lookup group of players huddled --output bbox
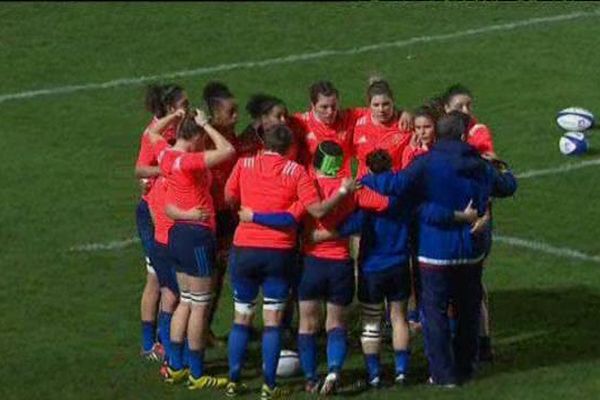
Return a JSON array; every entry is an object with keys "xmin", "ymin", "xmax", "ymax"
[{"xmin": 134, "ymin": 78, "xmax": 517, "ymax": 398}]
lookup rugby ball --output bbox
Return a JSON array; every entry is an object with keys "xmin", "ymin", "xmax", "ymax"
[
  {"xmin": 559, "ymin": 132, "xmax": 588, "ymax": 156},
  {"xmin": 556, "ymin": 107, "xmax": 595, "ymax": 131},
  {"xmin": 276, "ymin": 350, "xmax": 301, "ymax": 378}
]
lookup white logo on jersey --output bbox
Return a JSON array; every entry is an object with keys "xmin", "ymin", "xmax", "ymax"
[
  {"xmin": 357, "ymin": 135, "xmax": 368, "ymax": 144},
  {"xmin": 356, "ymin": 116, "xmax": 368, "ymax": 126},
  {"xmin": 338, "ymin": 130, "xmax": 347, "ymax": 141},
  {"xmin": 306, "ymin": 132, "xmax": 317, "ymax": 141},
  {"xmin": 173, "ymin": 155, "xmax": 183, "ymax": 172}
]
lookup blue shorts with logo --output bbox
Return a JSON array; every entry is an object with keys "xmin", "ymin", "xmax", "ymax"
[
  {"xmin": 229, "ymin": 246, "xmax": 295, "ymax": 305},
  {"xmin": 358, "ymin": 264, "xmax": 410, "ymax": 304},
  {"xmin": 150, "ymin": 241, "xmax": 180, "ymax": 295},
  {"xmin": 299, "ymin": 255, "xmax": 355, "ymax": 306},
  {"xmin": 168, "ymin": 223, "xmax": 216, "ymax": 278}
]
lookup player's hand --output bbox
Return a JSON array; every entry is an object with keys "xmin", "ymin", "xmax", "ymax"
[
  {"xmin": 462, "ymin": 200, "xmax": 479, "ymax": 224},
  {"xmin": 139, "ymin": 178, "xmax": 151, "ymax": 195},
  {"xmin": 188, "ymin": 207, "xmax": 210, "ymax": 221},
  {"xmin": 194, "ymin": 108, "xmax": 209, "ymax": 127},
  {"xmin": 238, "ymin": 206, "xmax": 254, "ymax": 223},
  {"xmin": 311, "ymin": 229, "xmax": 332, "ymax": 243},
  {"xmin": 470, "ymin": 213, "xmax": 490, "ymax": 235},
  {"xmin": 398, "ymin": 110, "xmax": 414, "ymax": 131},
  {"xmin": 172, "ymin": 108, "xmax": 186, "ymax": 119},
  {"xmin": 340, "ymin": 178, "xmax": 358, "ymax": 194}
]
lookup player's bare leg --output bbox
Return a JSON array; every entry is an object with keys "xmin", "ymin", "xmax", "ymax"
[{"xmin": 389, "ymin": 300, "xmax": 410, "ymax": 384}]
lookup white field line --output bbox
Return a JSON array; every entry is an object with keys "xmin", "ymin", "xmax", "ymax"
[
  {"xmin": 494, "ymin": 235, "xmax": 600, "ymax": 264},
  {"xmin": 2, "ymin": 10, "xmax": 600, "ymax": 104},
  {"xmin": 69, "ymin": 233, "xmax": 600, "ymax": 265},
  {"xmin": 516, "ymin": 158, "xmax": 600, "ymax": 179}
]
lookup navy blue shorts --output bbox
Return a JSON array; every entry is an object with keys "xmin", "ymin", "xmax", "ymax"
[
  {"xmin": 168, "ymin": 223, "xmax": 216, "ymax": 278},
  {"xmin": 135, "ymin": 199, "xmax": 155, "ymax": 270},
  {"xmin": 150, "ymin": 241, "xmax": 180, "ymax": 295},
  {"xmin": 358, "ymin": 265, "xmax": 410, "ymax": 304},
  {"xmin": 299, "ymin": 256, "xmax": 355, "ymax": 306},
  {"xmin": 229, "ymin": 246, "xmax": 295, "ymax": 305}
]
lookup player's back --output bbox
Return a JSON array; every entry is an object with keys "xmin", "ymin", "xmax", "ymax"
[
  {"xmin": 232, "ymin": 152, "xmax": 319, "ymax": 249},
  {"xmin": 303, "ymin": 176, "xmax": 357, "ymax": 260},
  {"xmin": 160, "ymin": 148, "xmax": 216, "ymax": 231}
]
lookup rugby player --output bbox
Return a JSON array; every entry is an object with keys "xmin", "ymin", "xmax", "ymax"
[
  {"xmin": 312, "ymin": 149, "xmax": 477, "ymax": 387},
  {"xmin": 353, "ymin": 78, "xmax": 413, "ymax": 178},
  {"xmin": 223, "ymin": 125, "xmax": 357, "ymax": 399},
  {"xmin": 148, "ymin": 109, "xmax": 235, "ymax": 389},
  {"xmin": 201, "ymin": 82, "xmax": 240, "ymax": 347},
  {"xmin": 135, "ymin": 84, "xmax": 188, "ymax": 361},
  {"xmin": 360, "ymin": 113, "xmax": 517, "ymax": 386}
]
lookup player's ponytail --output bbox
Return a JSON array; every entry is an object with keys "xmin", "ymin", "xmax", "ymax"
[{"xmin": 177, "ymin": 112, "xmax": 204, "ymax": 141}]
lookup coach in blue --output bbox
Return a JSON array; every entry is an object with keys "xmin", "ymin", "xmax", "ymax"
[{"xmin": 361, "ymin": 112, "xmax": 517, "ymax": 386}]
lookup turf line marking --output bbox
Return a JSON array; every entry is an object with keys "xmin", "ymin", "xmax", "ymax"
[
  {"xmin": 516, "ymin": 158, "xmax": 600, "ymax": 179},
  {"xmin": 3, "ymin": 10, "xmax": 600, "ymax": 104},
  {"xmin": 69, "ymin": 157, "xmax": 600, "ymax": 255},
  {"xmin": 69, "ymin": 237, "xmax": 139, "ymax": 252},
  {"xmin": 495, "ymin": 331, "xmax": 548, "ymax": 346},
  {"xmin": 494, "ymin": 235, "xmax": 600, "ymax": 264},
  {"xmin": 70, "ymin": 234, "xmax": 600, "ymax": 264}
]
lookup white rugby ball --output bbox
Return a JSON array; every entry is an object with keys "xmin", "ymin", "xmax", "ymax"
[
  {"xmin": 276, "ymin": 349, "xmax": 301, "ymax": 378},
  {"xmin": 556, "ymin": 107, "xmax": 595, "ymax": 131},
  {"xmin": 559, "ymin": 132, "xmax": 589, "ymax": 156}
]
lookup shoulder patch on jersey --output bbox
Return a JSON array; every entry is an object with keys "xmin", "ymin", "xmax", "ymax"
[
  {"xmin": 282, "ymin": 160, "xmax": 299, "ymax": 176},
  {"xmin": 357, "ymin": 116, "xmax": 368, "ymax": 126},
  {"xmin": 242, "ymin": 157, "xmax": 255, "ymax": 168},
  {"xmin": 173, "ymin": 155, "xmax": 183, "ymax": 172}
]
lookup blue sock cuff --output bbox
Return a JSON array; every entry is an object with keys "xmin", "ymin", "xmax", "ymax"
[
  {"xmin": 263, "ymin": 326, "xmax": 281, "ymax": 334},
  {"xmin": 233, "ymin": 323, "xmax": 251, "ymax": 332},
  {"xmin": 327, "ymin": 327, "xmax": 347, "ymax": 336},
  {"xmin": 142, "ymin": 321, "xmax": 155, "ymax": 328}
]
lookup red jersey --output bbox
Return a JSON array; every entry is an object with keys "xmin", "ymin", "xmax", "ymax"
[
  {"xmin": 160, "ymin": 148, "xmax": 216, "ymax": 232},
  {"xmin": 401, "ymin": 142, "xmax": 429, "ymax": 170},
  {"xmin": 303, "ymin": 176, "xmax": 389, "ymax": 260},
  {"xmin": 353, "ymin": 110, "xmax": 412, "ymax": 178},
  {"xmin": 466, "ymin": 117, "xmax": 495, "ymax": 155},
  {"xmin": 204, "ymin": 131, "xmax": 241, "ymax": 212},
  {"xmin": 147, "ymin": 174, "xmax": 173, "ymax": 245},
  {"xmin": 135, "ymin": 117, "xmax": 177, "ymax": 202},
  {"xmin": 225, "ymin": 152, "xmax": 321, "ymax": 249},
  {"xmin": 291, "ymin": 108, "xmax": 366, "ymax": 177}
]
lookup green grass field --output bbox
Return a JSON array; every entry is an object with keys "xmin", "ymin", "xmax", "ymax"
[{"xmin": 2, "ymin": 3, "xmax": 600, "ymax": 399}]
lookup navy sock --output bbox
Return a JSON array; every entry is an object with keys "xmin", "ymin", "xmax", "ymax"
[
  {"xmin": 182, "ymin": 339, "xmax": 190, "ymax": 368},
  {"xmin": 158, "ymin": 312, "xmax": 173, "ymax": 359},
  {"xmin": 262, "ymin": 326, "xmax": 282, "ymax": 389},
  {"xmin": 169, "ymin": 341, "xmax": 184, "ymax": 371},
  {"xmin": 365, "ymin": 353, "xmax": 380, "ymax": 381},
  {"xmin": 141, "ymin": 321, "xmax": 156, "ymax": 352},
  {"xmin": 189, "ymin": 350, "xmax": 205, "ymax": 379},
  {"xmin": 327, "ymin": 328, "xmax": 347, "ymax": 373},
  {"xmin": 228, "ymin": 324, "xmax": 250, "ymax": 382},
  {"xmin": 298, "ymin": 333, "xmax": 317, "ymax": 382},
  {"xmin": 394, "ymin": 349, "xmax": 411, "ymax": 375}
]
